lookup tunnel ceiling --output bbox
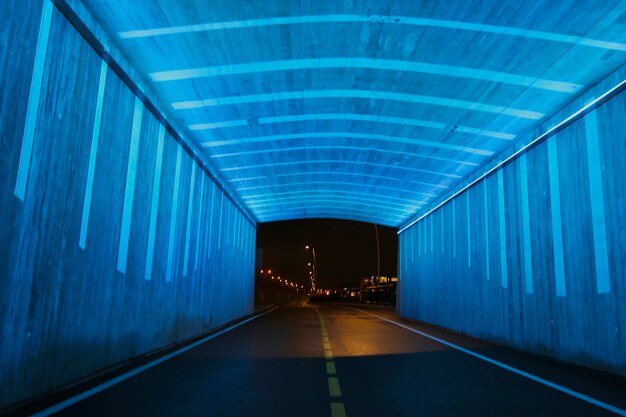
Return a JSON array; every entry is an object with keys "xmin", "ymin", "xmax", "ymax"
[{"xmin": 80, "ymin": 0, "xmax": 626, "ymax": 227}]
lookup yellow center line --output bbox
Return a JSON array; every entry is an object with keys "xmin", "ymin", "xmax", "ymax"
[
  {"xmin": 312, "ymin": 306, "xmax": 347, "ymax": 417},
  {"xmin": 331, "ymin": 402, "xmax": 347, "ymax": 417},
  {"xmin": 328, "ymin": 377, "xmax": 342, "ymax": 397}
]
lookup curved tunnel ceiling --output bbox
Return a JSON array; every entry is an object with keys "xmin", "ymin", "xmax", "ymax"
[{"xmin": 81, "ymin": 0, "xmax": 626, "ymax": 226}]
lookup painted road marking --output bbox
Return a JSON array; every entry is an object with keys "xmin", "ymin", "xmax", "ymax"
[
  {"xmin": 331, "ymin": 402, "xmax": 347, "ymax": 417},
  {"xmin": 30, "ymin": 307, "xmax": 278, "ymax": 417},
  {"xmin": 328, "ymin": 377, "xmax": 342, "ymax": 397},
  {"xmin": 313, "ymin": 306, "xmax": 347, "ymax": 417},
  {"xmin": 353, "ymin": 308, "xmax": 626, "ymax": 417},
  {"xmin": 326, "ymin": 361, "xmax": 337, "ymax": 374}
]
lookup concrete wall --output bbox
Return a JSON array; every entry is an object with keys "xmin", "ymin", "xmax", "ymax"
[
  {"xmin": 0, "ymin": 0, "xmax": 256, "ymax": 408},
  {"xmin": 398, "ymin": 71, "xmax": 626, "ymax": 377}
]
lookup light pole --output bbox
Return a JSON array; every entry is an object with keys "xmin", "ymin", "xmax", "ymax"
[
  {"xmin": 374, "ymin": 224, "xmax": 380, "ymax": 285},
  {"xmin": 305, "ymin": 245, "xmax": 318, "ymax": 291}
]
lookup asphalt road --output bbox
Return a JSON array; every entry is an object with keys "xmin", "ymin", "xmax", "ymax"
[{"xmin": 45, "ymin": 303, "xmax": 626, "ymax": 417}]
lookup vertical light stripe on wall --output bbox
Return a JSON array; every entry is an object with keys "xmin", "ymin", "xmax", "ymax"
[
  {"xmin": 166, "ymin": 146, "xmax": 183, "ymax": 282},
  {"xmin": 15, "ymin": 0, "xmax": 54, "ymax": 200},
  {"xmin": 584, "ymin": 111, "xmax": 611, "ymax": 294},
  {"xmin": 183, "ymin": 163, "xmax": 196, "ymax": 276},
  {"xmin": 430, "ymin": 215, "xmax": 433, "ymax": 252},
  {"xmin": 497, "ymin": 170, "xmax": 508, "ymax": 288},
  {"xmin": 227, "ymin": 203, "xmax": 233, "ymax": 247},
  {"xmin": 233, "ymin": 212, "xmax": 238, "ymax": 249},
  {"xmin": 547, "ymin": 138, "xmax": 566, "ymax": 297},
  {"xmin": 402, "ymin": 230, "xmax": 411, "ymax": 271},
  {"xmin": 441, "ymin": 210, "xmax": 444, "ymax": 253},
  {"xmin": 240, "ymin": 215, "xmax": 245, "ymax": 249},
  {"xmin": 233, "ymin": 210, "xmax": 239, "ymax": 248},
  {"xmin": 79, "ymin": 61, "xmax": 107, "ymax": 249},
  {"xmin": 144, "ymin": 125, "xmax": 165, "ymax": 280},
  {"xmin": 467, "ymin": 192, "xmax": 471, "ymax": 268},
  {"xmin": 194, "ymin": 175, "xmax": 205, "ymax": 271},
  {"xmin": 237, "ymin": 211, "xmax": 242, "ymax": 248},
  {"xmin": 417, "ymin": 222, "xmax": 421, "ymax": 257},
  {"xmin": 423, "ymin": 219, "xmax": 426, "ymax": 254},
  {"xmin": 218, "ymin": 193, "xmax": 224, "ymax": 249},
  {"xmin": 481, "ymin": 181, "xmax": 490, "ymax": 279},
  {"xmin": 420, "ymin": 221, "xmax": 424, "ymax": 256},
  {"xmin": 237, "ymin": 215, "xmax": 243, "ymax": 248},
  {"xmin": 452, "ymin": 200, "xmax": 456, "ymax": 257},
  {"xmin": 412, "ymin": 225, "xmax": 415, "ymax": 262},
  {"xmin": 246, "ymin": 223, "xmax": 251, "ymax": 258},
  {"xmin": 207, "ymin": 184, "xmax": 215, "ymax": 257},
  {"xmin": 241, "ymin": 217, "xmax": 246, "ymax": 249},
  {"xmin": 520, "ymin": 155, "xmax": 533, "ymax": 293},
  {"xmin": 117, "ymin": 98, "xmax": 143, "ymax": 274},
  {"xmin": 241, "ymin": 216, "xmax": 246, "ymax": 249}
]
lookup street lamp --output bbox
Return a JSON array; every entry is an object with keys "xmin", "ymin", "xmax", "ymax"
[{"xmin": 305, "ymin": 245, "xmax": 318, "ymax": 291}]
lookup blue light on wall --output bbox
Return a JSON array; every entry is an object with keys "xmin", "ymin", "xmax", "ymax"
[{"xmin": 79, "ymin": 0, "xmax": 626, "ymax": 226}]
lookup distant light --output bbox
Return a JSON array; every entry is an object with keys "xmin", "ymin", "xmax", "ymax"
[{"xmin": 305, "ymin": 245, "xmax": 310, "ymax": 249}]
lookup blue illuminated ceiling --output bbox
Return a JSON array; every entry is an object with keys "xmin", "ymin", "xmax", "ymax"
[{"xmin": 81, "ymin": 0, "xmax": 626, "ymax": 226}]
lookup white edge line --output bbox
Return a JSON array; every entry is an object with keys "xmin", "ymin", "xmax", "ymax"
[
  {"xmin": 30, "ymin": 307, "xmax": 279, "ymax": 417},
  {"xmin": 398, "ymin": 77, "xmax": 626, "ymax": 234},
  {"xmin": 353, "ymin": 308, "xmax": 626, "ymax": 417}
]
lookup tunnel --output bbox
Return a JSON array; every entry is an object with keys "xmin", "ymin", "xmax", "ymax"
[{"xmin": 2, "ymin": 0, "xmax": 626, "ymax": 415}]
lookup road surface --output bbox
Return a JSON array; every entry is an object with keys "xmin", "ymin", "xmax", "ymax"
[{"xmin": 36, "ymin": 303, "xmax": 626, "ymax": 416}]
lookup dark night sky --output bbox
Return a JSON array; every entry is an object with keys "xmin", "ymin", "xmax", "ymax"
[{"xmin": 256, "ymin": 219, "xmax": 398, "ymax": 290}]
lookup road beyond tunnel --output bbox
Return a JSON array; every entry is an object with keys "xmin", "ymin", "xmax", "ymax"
[{"xmin": 34, "ymin": 303, "xmax": 626, "ymax": 417}]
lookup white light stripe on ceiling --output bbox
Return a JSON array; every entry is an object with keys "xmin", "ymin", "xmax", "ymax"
[
  {"xmin": 189, "ymin": 113, "xmax": 516, "ymax": 140},
  {"xmin": 203, "ymin": 132, "xmax": 494, "ymax": 156},
  {"xmin": 152, "ymin": 57, "xmax": 581, "ymax": 93},
  {"xmin": 235, "ymin": 180, "xmax": 438, "ymax": 197},
  {"xmin": 172, "ymin": 89, "xmax": 544, "ymax": 119},
  {"xmin": 220, "ymin": 159, "xmax": 464, "ymax": 178},
  {"xmin": 119, "ymin": 14, "xmax": 626, "ymax": 52},
  {"xmin": 210, "ymin": 145, "xmax": 480, "ymax": 166}
]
